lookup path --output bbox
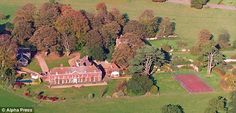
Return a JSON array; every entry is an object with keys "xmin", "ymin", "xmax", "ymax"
[
  {"xmin": 35, "ymin": 54, "xmax": 49, "ymax": 73},
  {"xmin": 167, "ymin": 0, "xmax": 236, "ymax": 11}
]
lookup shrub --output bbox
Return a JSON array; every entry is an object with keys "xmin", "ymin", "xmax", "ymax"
[
  {"xmin": 127, "ymin": 75, "xmax": 153, "ymax": 95},
  {"xmin": 161, "ymin": 44, "xmax": 172, "ymax": 52},
  {"xmin": 0, "ymin": 12, "xmax": 6, "ymax": 20},
  {"xmin": 150, "ymin": 85, "xmax": 158, "ymax": 94},
  {"xmin": 152, "ymin": 0, "xmax": 167, "ymax": 2},
  {"xmin": 162, "ymin": 104, "xmax": 184, "ymax": 113},
  {"xmin": 213, "ymin": 67, "xmax": 226, "ymax": 77},
  {"xmin": 191, "ymin": 0, "xmax": 208, "ymax": 9}
]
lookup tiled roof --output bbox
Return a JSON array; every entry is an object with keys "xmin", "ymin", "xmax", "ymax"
[{"xmin": 50, "ymin": 66, "xmax": 101, "ymax": 75}]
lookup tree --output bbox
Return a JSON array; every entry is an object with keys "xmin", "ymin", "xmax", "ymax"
[
  {"xmin": 199, "ymin": 43, "xmax": 225, "ymax": 76},
  {"xmin": 81, "ymin": 30, "xmax": 106, "ymax": 61},
  {"xmin": 0, "ymin": 34, "xmax": 17, "ymax": 86},
  {"xmin": 139, "ymin": 10, "xmax": 154, "ymax": 23},
  {"xmin": 198, "ymin": 29, "xmax": 213, "ymax": 42},
  {"xmin": 157, "ymin": 17, "xmax": 175, "ymax": 38},
  {"xmin": 204, "ymin": 96, "xmax": 228, "ymax": 113},
  {"xmin": 127, "ymin": 75, "xmax": 153, "ymax": 95},
  {"xmin": 218, "ymin": 30, "xmax": 230, "ymax": 49},
  {"xmin": 60, "ymin": 33, "xmax": 77, "ymax": 56},
  {"xmin": 139, "ymin": 10, "xmax": 161, "ymax": 38},
  {"xmin": 29, "ymin": 26, "xmax": 60, "ymax": 54},
  {"xmin": 55, "ymin": 6, "xmax": 91, "ymax": 55},
  {"xmin": 95, "ymin": 2, "xmax": 114, "ymax": 25},
  {"xmin": 12, "ymin": 21, "xmax": 35, "ymax": 44},
  {"xmin": 35, "ymin": 2, "xmax": 61, "ymax": 28},
  {"xmin": 191, "ymin": 29, "xmax": 213, "ymax": 55},
  {"xmin": 161, "ymin": 104, "xmax": 184, "ymax": 113},
  {"xmin": 128, "ymin": 45, "xmax": 166, "ymax": 77},
  {"xmin": 56, "ymin": 6, "xmax": 90, "ymax": 38},
  {"xmin": 123, "ymin": 20, "xmax": 147, "ymax": 38},
  {"xmin": 110, "ymin": 8, "xmax": 128, "ymax": 27},
  {"xmin": 229, "ymin": 91, "xmax": 236, "ymax": 113},
  {"xmin": 12, "ymin": 3, "xmax": 36, "ymax": 44},
  {"xmin": 191, "ymin": 0, "xmax": 209, "ymax": 9},
  {"xmin": 112, "ymin": 33, "xmax": 145, "ymax": 69}
]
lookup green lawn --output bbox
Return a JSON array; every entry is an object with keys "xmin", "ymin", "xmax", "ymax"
[
  {"xmin": 0, "ymin": 71, "xmax": 228, "ymax": 113},
  {"xmin": 45, "ymin": 56, "xmax": 70, "ymax": 69},
  {"xmin": 26, "ymin": 59, "xmax": 42, "ymax": 72},
  {"xmin": 0, "ymin": 88, "xmax": 35, "ymax": 107}
]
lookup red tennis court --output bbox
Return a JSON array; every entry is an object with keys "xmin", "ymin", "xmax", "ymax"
[{"xmin": 175, "ymin": 74, "xmax": 213, "ymax": 93}]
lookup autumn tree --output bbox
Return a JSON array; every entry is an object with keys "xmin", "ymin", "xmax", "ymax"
[
  {"xmin": 29, "ymin": 26, "xmax": 60, "ymax": 55},
  {"xmin": 12, "ymin": 3, "xmax": 36, "ymax": 45},
  {"xmin": 0, "ymin": 34, "xmax": 17, "ymax": 86},
  {"xmin": 162, "ymin": 104, "xmax": 185, "ymax": 113},
  {"xmin": 198, "ymin": 29, "xmax": 213, "ymax": 46},
  {"xmin": 139, "ymin": 10, "xmax": 155, "ymax": 23},
  {"xmin": 95, "ymin": 2, "xmax": 114, "ymax": 25},
  {"xmin": 204, "ymin": 96, "xmax": 228, "ymax": 113},
  {"xmin": 157, "ymin": 17, "xmax": 175, "ymax": 38},
  {"xmin": 128, "ymin": 45, "xmax": 166, "ymax": 77},
  {"xmin": 123, "ymin": 20, "xmax": 147, "ymax": 38},
  {"xmin": 218, "ymin": 30, "xmax": 230, "ymax": 49},
  {"xmin": 112, "ymin": 33, "xmax": 145, "ymax": 69},
  {"xmin": 139, "ymin": 10, "xmax": 161, "ymax": 38},
  {"xmin": 191, "ymin": 29, "xmax": 214, "ymax": 55},
  {"xmin": 35, "ymin": 2, "xmax": 61, "ymax": 28},
  {"xmin": 55, "ymin": 5, "xmax": 91, "ymax": 55},
  {"xmin": 199, "ymin": 43, "xmax": 225, "ymax": 76},
  {"xmin": 110, "ymin": 8, "xmax": 128, "ymax": 27}
]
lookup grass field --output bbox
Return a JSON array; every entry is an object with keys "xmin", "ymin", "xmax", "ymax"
[
  {"xmin": 0, "ymin": 88, "xmax": 35, "ymax": 107},
  {"xmin": 1, "ymin": 71, "xmax": 228, "ymax": 113},
  {"xmin": 0, "ymin": 0, "xmax": 234, "ymax": 113},
  {"xmin": 27, "ymin": 59, "xmax": 42, "ymax": 72},
  {"xmin": 45, "ymin": 56, "xmax": 70, "ymax": 69}
]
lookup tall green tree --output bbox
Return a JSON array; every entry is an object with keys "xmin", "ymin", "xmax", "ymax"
[
  {"xmin": 127, "ymin": 75, "xmax": 153, "ymax": 95},
  {"xmin": 128, "ymin": 45, "xmax": 166, "ymax": 77},
  {"xmin": 199, "ymin": 43, "xmax": 225, "ymax": 76}
]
